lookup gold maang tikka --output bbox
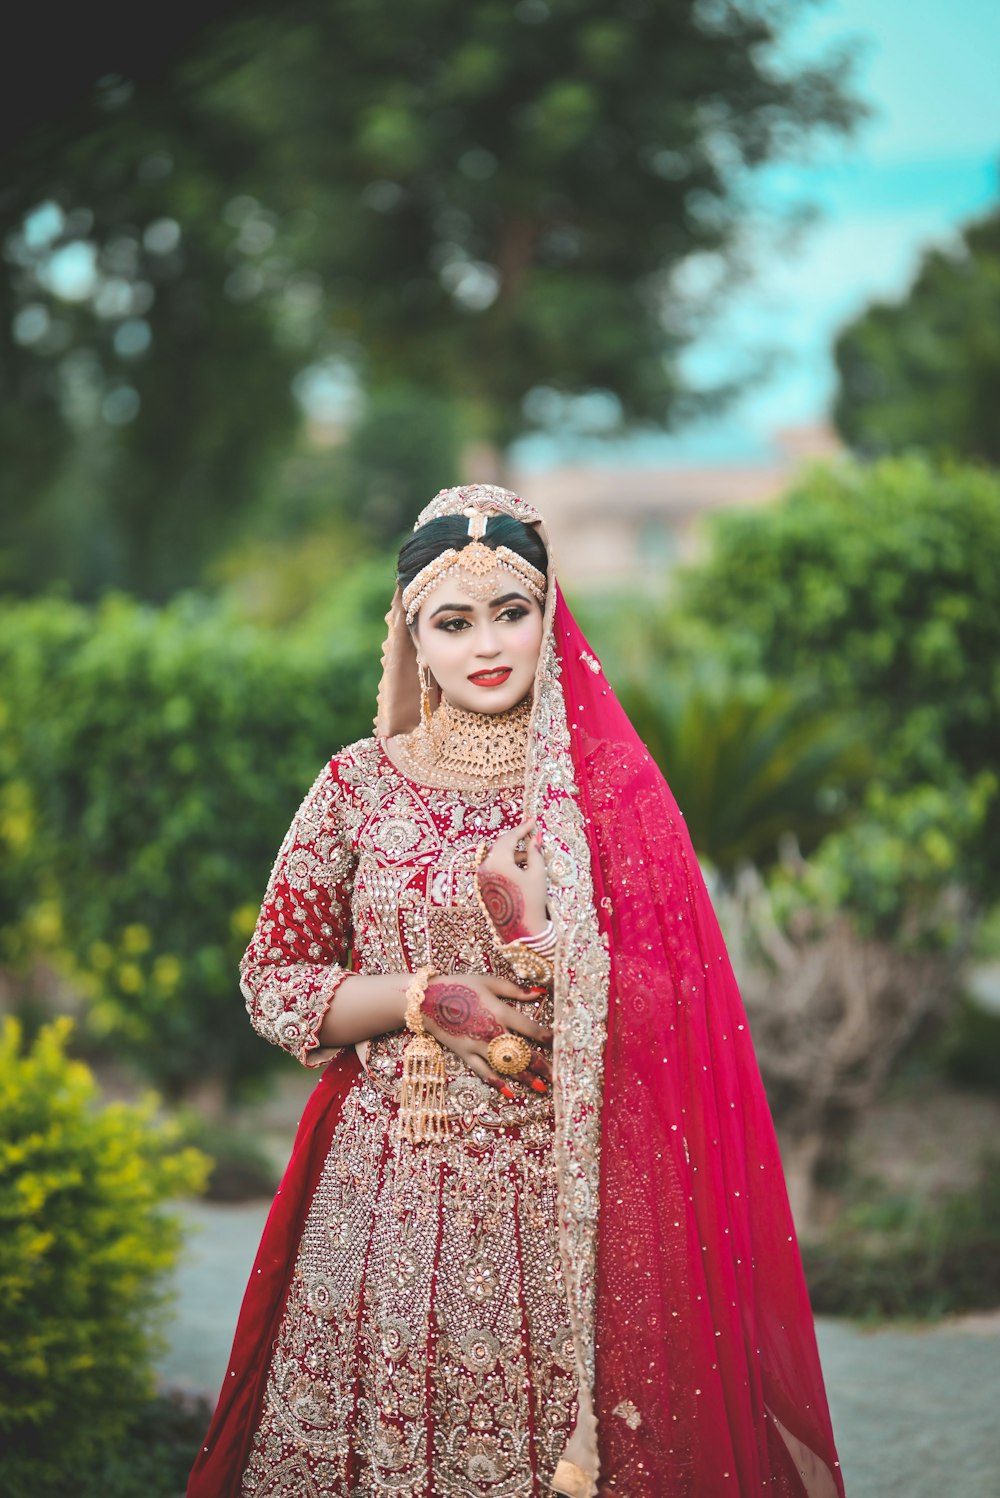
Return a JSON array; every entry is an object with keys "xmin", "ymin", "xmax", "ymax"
[{"xmin": 401, "ymin": 509, "xmax": 546, "ymax": 628}]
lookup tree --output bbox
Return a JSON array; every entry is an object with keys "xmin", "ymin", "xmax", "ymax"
[
  {"xmin": 0, "ymin": 0, "xmax": 867, "ymax": 597},
  {"xmin": 0, "ymin": 92, "xmax": 303, "ymax": 600},
  {"xmin": 203, "ymin": 0, "xmax": 866, "ymax": 449},
  {"xmin": 833, "ymin": 199, "xmax": 1000, "ymax": 465}
]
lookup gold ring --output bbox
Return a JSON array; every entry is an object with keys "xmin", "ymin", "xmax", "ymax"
[{"xmin": 486, "ymin": 1032, "xmax": 533, "ymax": 1077}]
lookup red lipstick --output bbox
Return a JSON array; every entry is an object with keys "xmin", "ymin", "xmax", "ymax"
[{"xmin": 467, "ymin": 667, "xmax": 512, "ymax": 687}]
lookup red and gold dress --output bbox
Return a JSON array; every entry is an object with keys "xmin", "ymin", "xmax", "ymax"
[
  {"xmin": 237, "ymin": 734, "xmax": 578, "ymax": 1498},
  {"xmin": 191, "ymin": 482, "xmax": 848, "ymax": 1498}
]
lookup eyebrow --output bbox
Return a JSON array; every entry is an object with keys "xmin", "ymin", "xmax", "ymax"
[{"xmin": 429, "ymin": 591, "xmax": 532, "ymax": 620}]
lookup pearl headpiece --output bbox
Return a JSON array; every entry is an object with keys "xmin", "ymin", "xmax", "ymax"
[{"xmin": 401, "ymin": 488, "xmax": 547, "ymax": 626}]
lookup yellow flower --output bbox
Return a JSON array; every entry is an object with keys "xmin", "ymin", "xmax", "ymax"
[
  {"xmin": 88, "ymin": 941, "xmax": 114, "ymax": 972},
  {"xmin": 230, "ymin": 904, "xmax": 259, "ymax": 940},
  {"xmin": 121, "ymin": 924, "xmax": 151, "ymax": 955},
  {"xmin": 152, "ymin": 955, "xmax": 182, "ymax": 994},
  {"xmin": 28, "ymin": 900, "xmax": 63, "ymax": 945},
  {"xmin": 116, "ymin": 963, "xmax": 143, "ymax": 994}
]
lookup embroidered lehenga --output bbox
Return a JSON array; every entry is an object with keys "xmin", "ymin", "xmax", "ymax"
[
  {"xmin": 237, "ymin": 731, "xmax": 579, "ymax": 1495},
  {"xmin": 188, "ymin": 485, "xmax": 847, "ymax": 1498}
]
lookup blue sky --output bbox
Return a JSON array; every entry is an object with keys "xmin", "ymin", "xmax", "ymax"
[{"xmin": 516, "ymin": 0, "xmax": 1000, "ymax": 468}]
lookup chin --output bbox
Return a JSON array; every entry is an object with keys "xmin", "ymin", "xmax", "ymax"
[{"xmin": 451, "ymin": 682, "xmax": 532, "ymax": 713}]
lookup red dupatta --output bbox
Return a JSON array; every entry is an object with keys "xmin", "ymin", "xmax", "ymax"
[{"xmin": 534, "ymin": 585, "xmax": 845, "ymax": 1497}]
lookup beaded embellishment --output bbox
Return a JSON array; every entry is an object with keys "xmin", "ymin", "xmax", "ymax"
[{"xmin": 401, "ymin": 540, "xmax": 546, "ymax": 626}]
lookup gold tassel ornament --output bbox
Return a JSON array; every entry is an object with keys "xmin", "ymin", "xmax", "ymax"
[{"xmin": 396, "ymin": 964, "xmax": 450, "ymax": 1144}]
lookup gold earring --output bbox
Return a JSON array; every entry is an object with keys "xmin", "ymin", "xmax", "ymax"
[{"xmin": 418, "ymin": 662, "xmax": 434, "ymax": 728}]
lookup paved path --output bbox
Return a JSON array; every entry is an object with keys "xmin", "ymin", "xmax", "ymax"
[{"xmin": 161, "ymin": 1201, "xmax": 1000, "ymax": 1498}]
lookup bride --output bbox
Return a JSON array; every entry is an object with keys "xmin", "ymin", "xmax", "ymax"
[{"xmin": 188, "ymin": 483, "xmax": 845, "ymax": 1497}]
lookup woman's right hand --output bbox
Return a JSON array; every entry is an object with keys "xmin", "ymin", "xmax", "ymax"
[{"xmin": 420, "ymin": 972, "xmax": 552, "ymax": 1096}]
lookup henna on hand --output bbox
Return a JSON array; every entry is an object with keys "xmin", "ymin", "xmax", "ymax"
[
  {"xmin": 475, "ymin": 869, "xmax": 531, "ymax": 942},
  {"xmin": 421, "ymin": 980, "xmax": 503, "ymax": 1041}
]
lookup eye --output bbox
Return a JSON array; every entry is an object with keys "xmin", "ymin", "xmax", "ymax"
[{"xmin": 435, "ymin": 606, "xmax": 529, "ymax": 632}]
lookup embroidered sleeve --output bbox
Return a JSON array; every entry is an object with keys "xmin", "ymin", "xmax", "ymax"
[{"xmin": 240, "ymin": 758, "xmax": 356, "ymax": 1068}]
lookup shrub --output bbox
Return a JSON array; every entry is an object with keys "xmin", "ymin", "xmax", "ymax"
[
  {"xmin": 678, "ymin": 452, "xmax": 1000, "ymax": 904},
  {"xmin": 175, "ymin": 1109, "xmax": 280, "ymax": 1202},
  {"xmin": 0, "ymin": 1018, "xmax": 208, "ymax": 1498},
  {"xmin": 803, "ymin": 1150, "xmax": 1000, "ymax": 1319},
  {"xmin": 76, "ymin": 1390, "xmax": 214, "ymax": 1498},
  {"xmin": 766, "ymin": 775, "xmax": 993, "ymax": 950},
  {"xmin": 0, "ymin": 588, "xmax": 383, "ymax": 1091}
]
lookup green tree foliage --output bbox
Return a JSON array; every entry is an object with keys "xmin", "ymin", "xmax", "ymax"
[
  {"xmin": 1, "ymin": 98, "xmax": 303, "ymax": 600},
  {"xmin": 1, "ymin": 0, "xmax": 866, "ymax": 596},
  {"xmin": 833, "ymin": 201, "xmax": 1000, "ymax": 465},
  {"xmin": 236, "ymin": 380, "xmax": 463, "ymax": 567},
  {"xmin": 204, "ymin": 0, "xmax": 864, "ymax": 445},
  {"xmin": 337, "ymin": 384, "xmax": 463, "ymax": 546},
  {"xmin": 678, "ymin": 452, "xmax": 1000, "ymax": 909},
  {"xmin": 0, "ymin": 590, "xmax": 386, "ymax": 1090},
  {"xmin": 0, "ymin": 1018, "xmax": 208, "ymax": 1498}
]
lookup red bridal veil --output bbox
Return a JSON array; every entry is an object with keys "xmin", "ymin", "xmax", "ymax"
[{"xmin": 188, "ymin": 485, "xmax": 845, "ymax": 1498}]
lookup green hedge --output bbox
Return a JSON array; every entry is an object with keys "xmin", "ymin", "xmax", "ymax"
[
  {"xmin": 0, "ymin": 1019, "xmax": 208, "ymax": 1497},
  {"xmin": 678, "ymin": 452, "xmax": 1000, "ymax": 913},
  {"xmin": 0, "ymin": 585, "xmax": 384, "ymax": 1090}
]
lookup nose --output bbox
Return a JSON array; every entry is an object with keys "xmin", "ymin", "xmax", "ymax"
[{"xmin": 474, "ymin": 621, "xmax": 503, "ymax": 657}]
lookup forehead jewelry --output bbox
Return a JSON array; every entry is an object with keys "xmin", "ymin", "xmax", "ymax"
[{"xmin": 401, "ymin": 516, "xmax": 546, "ymax": 625}]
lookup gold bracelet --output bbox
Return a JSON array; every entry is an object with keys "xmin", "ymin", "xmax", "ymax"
[
  {"xmin": 397, "ymin": 964, "xmax": 449, "ymax": 1145},
  {"xmin": 496, "ymin": 940, "xmax": 554, "ymax": 986},
  {"xmin": 404, "ymin": 963, "xmax": 438, "ymax": 1034}
]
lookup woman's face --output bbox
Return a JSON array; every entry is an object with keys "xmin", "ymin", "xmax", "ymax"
[{"xmin": 410, "ymin": 562, "xmax": 545, "ymax": 715}]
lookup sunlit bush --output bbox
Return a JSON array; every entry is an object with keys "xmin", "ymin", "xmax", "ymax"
[{"xmin": 0, "ymin": 1018, "xmax": 208, "ymax": 1497}]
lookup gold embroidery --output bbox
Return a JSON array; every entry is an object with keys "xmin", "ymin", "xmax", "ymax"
[
  {"xmin": 240, "ymin": 734, "xmax": 577, "ymax": 1494},
  {"xmin": 240, "ymin": 762, "xmax": 356, "ymax": 1067},
  {"xmin": 612, "ymin": 1399, "xmax": 642, "ymax": 1430},
  {"xmin": 241, "ymin": 1079, "xmax": 578, "ymax": 1496}
]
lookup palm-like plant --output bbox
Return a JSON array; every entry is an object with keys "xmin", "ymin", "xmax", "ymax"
[{"xmin": 618, "ymin": 666, "xmax": 870, "ymax": 876}]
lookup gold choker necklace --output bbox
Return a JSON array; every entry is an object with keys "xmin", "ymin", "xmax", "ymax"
[{"xmin": 392, "ymin": 693, "xmax": 532, "ymax": 790}]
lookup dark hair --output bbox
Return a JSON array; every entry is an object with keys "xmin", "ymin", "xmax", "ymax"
[{"xmin": 396, "ymin": 514, "xmax": 549, "ymax": 599}]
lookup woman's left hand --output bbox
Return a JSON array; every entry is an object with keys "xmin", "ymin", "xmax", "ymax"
[
  {"xmin": 420, "ymin": 972, "xmax": 552, "ymax": 1096},
  {"xmin": 475, "ymin": 817, "xmax": 548, "ymax": 941}
]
